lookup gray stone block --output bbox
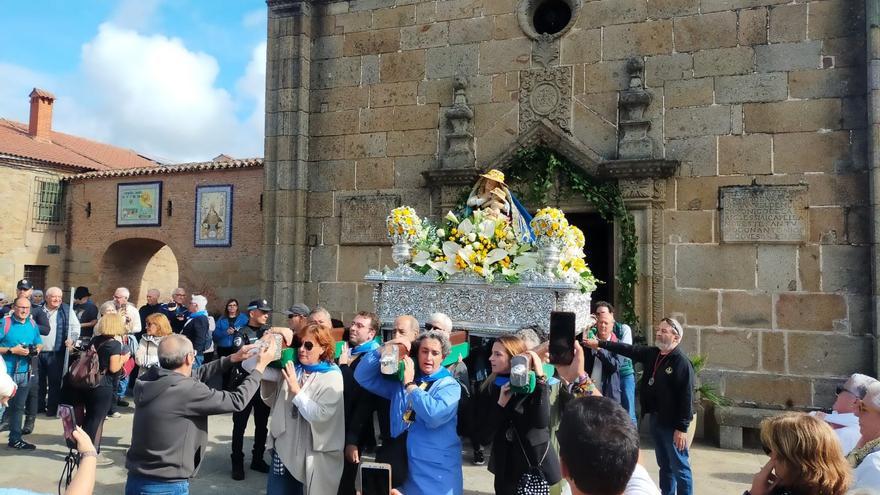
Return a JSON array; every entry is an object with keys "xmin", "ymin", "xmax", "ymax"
[
  {"xmin": 716, "ymin": 73, "xmax": 788, "ymax": 104},
  {"xmin": 755, "ymin": 41, "xmax": 821, "ymax": 72},
  {"xmin": 693, "ymin": 46, "xmax": 754, "ymax": 77},
  {"xmin": 665, "ymin": 105, "xmax": 732, "ymax": 138},
  {"xmin": 426, "ymin": 44, "xmax": 479, "ymax": 79},
  {"xmin": 821, "ymin": 245, "xmax": 871, "ymax": 294},
  {"xmin": 718, "ymin": 425, "xmax": 743, "ymax": 449}
]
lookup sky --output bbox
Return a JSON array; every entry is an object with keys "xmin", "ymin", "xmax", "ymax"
[{"xmin": 0, "ymin": 0, "xmax": 268, "ymax": 164}]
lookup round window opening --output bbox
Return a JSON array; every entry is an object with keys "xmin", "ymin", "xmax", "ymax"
[{"xmin": 533, "ymin": 0, "xmax": 572, "ymax": 35}]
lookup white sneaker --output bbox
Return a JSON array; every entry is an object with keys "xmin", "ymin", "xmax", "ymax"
[
  {"xmin": 106, "ymin": 412, "xmax": 121, "ymax": 419},
  {"xmin": 95, "ymin": 454, "xmax": 114, "ymax": 466}
]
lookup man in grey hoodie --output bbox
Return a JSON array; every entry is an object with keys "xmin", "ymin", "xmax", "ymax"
[{"xmin": 124, "ymin": 334, "xmax": 276, "ymax": 495}]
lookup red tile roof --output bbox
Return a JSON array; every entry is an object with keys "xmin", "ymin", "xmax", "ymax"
[
  {"xmin": 65, "ymin": 157, "xmax": 263, "ymax": 181},
  {"xmin": 0, "ymin": 118, "xmax": 160, "ymax": 171}
]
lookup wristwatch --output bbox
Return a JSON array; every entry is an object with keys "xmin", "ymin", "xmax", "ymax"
[{"xmin": 4, "ymin": 348, "xmax": 10, "ymax": 356}]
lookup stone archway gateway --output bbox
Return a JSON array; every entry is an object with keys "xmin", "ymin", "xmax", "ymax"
[{"xmin": 98, "ymin": 238, "xmax": 179, "ymax": 306}]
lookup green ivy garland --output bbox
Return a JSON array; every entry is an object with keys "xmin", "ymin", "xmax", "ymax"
[{"xmin": 504, "ymin": 146, "xmax": 642, "ymax": 336}]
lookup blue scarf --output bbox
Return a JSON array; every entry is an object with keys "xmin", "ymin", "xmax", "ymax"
[
  {"xmin": 415, "ymin": 366, "xmax": 451, "ymax": 385},
  {"xmin": 351, "ymin": 340, "xmax": 380, "ymax": 355},
  {"xmin": 494, "ymin": 374, "xmax": 511, "ymax": 387},
  {"xmin": 297, "ymin": 361, "xmax": 339, "ymax": 374},
  {"xmin": 189, "ymin": 310, "xmax": 208, "ymax": 318}
]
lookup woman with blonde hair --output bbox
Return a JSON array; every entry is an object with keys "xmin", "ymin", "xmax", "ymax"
[
  {"xmin": 260, "ymin": 323, "xmax": 344, "ymax": 495},
  {"xmin": 135, "ymin": 313, "xmax": 172, "ymax": 378},
  {"xmin": 474, "ymin": 335, "xmax": 561, "ymax": 494},
  {"xmin": 61, "ymin": 299, "xmax": 129, "ymax": 454},
  {"xmin": 747, "ymin": 412, "xmax": 851, "ymax": 495}
]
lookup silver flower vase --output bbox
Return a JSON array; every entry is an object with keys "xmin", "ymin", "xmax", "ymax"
[
  {"xmin": 539, "ymin": 243, "xmax": 561, "ymax": 277},
  {"xmin": 391, "ymin": 241, "xmax": 412, "ymax": 267}
]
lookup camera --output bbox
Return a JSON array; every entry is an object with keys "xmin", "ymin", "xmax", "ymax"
[
  {"xmin": 27, "ymin": 344, "xmax": 39, "ymax": 357},
  {"xmin": 231, "ymin": 327, "xmax": 249, "ymax": 350}
]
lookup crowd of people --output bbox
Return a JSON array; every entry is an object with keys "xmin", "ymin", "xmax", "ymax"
[{"xmin": 2, "ymin": 282, "xmax": 880, "ymax": 495}]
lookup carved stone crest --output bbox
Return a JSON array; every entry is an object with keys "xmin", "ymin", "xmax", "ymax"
[{"xmin": 520, "ymin": 66, "xmax": 571, "ymax": 132}]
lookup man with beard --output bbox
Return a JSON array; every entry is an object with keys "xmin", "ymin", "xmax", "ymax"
[
  {"xmin": 586, "ymin": 317, "xmax": 694, "ymax": 495},
  {"xmin": 336, "ymin": 311, "xmax": 381, "ymax": 495}
]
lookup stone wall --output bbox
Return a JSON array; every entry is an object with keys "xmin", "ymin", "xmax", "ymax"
[
  {"xmin": 0, "ymin": 163, "xmax": 70, "ymax": 294},
  {"xmin": 65, "ymin": 166, "xmax": 264, "ymax": 310},
  {"xmin": 266, "ymin": 0, "xmax": 872, "ymax": 409}
]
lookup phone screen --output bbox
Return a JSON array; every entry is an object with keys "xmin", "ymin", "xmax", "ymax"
[
  {"xmin": 549, "ymin": 311, "xmax": 576, "ymax": 365},
  {"xmin": 359, "ymin": 463, "xmax": 392, "ymax": 495},
  {"xmin": 58, "ymin": 404, "xmax": 76, "ymax": 449}
]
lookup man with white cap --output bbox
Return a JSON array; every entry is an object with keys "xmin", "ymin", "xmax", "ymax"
[
  {"xmin": 813, "ymin": 373, "xmax": 877, "ymax": 455},
  {"xmin": 586, "ymin": 317, "xmax": 695, "ymax": 495},
  {"xmin": 848, "ymin": 381, "xmax": 880, "ymax": 490}
]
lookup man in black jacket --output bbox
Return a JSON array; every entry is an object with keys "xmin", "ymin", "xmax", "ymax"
[
  {"xmin": 337, "ymin": 311, "xmax": 381, "ymax": 495},
  {"xmin": 586, "ymin": 317, "xmax": 694, "ymax": 495},
  {"xmin": 229, "ymin": 299, "xmax": 273, "ymax": 480}
]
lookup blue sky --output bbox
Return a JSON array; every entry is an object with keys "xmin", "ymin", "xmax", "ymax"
[{"xmin": 0, "ymin": 0, "xmax": 268, "ymax": 163}]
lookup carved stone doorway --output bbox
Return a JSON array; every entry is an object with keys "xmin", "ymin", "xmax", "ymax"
[{"xmin": 567, "ymin": 212, "xmax": 614, "ymax": 306}]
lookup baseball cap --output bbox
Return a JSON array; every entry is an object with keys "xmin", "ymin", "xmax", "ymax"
[
  {"xmin": 841, "ymin": 373, "xmax": 878, "ymax": 399},
  {"xmin": 16, "ymin": 279, "xmax": 33, "ymax": 291},
  {"xmin": 74, "ymin": 286, "xmax": 92, "ymax": 299},
  {"xmin": 861, "ymin": 381, "xmax": 880, "ymax": 412},
  {"xmin": 285, "ymin": 303, "xmax": 310, "ymax": 317},
  {"xmin": 247, "ymin": 299, "xmax": 272, "ymax": 312}
]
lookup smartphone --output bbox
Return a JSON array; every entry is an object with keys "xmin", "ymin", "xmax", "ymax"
[
  {"xmin": 510, "ymin": 355, "xmax": 530, "ymax": 388},
  {"xmin": 357, "ymin": 462, "xmax": 392, "ymax": 495},
  {"xmin": 549, "ymin": 311, "xmax": 576, "ymax": 365},
  {"xmin": 58, "ymin": 404, "xmax": 76, "ymax": 449}
]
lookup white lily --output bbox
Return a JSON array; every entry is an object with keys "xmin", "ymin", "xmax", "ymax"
[
  {"xmin": 412, "ymin": 250, "xmax": 431, "ymax": 266},
  {"xmin": 458, "ymin": 218, "xmax": 474, "ymax": 234},
  {"xmin": 513, "ymin": 253, "xmax": 539, "ymax": 273},
  {"xmin": 485, "ymin": 248, "xmax": 508, "ymax": 265},
  {"xmin": 445, "ymin": 211, "xmax": 459, "ymax": 223},
  {"xmin": 478, "ymin": 219, "xmax": 496, "ymax": 239}
]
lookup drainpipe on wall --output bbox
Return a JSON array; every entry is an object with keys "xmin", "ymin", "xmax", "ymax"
[{"xmin": 867, "ymin": 0, "xmax": 880, "ymax": 376}]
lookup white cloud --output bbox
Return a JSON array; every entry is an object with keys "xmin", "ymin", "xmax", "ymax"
[
  {"xmin": 75, "ymin": 23, "xmax": 263, "ymax": 163},
  {"xmin": 236, "ymin": 41, "xmax": 266, "ymax": 148}
]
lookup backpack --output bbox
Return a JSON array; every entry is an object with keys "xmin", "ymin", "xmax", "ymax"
[{"xmin": 68, "ymin": 339, "xmax": 112, "ymax": 389}]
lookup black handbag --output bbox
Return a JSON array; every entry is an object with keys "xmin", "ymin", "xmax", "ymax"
[{"xmin": 514, "ymin": 428, "xmax": 551, "ymax": 495}]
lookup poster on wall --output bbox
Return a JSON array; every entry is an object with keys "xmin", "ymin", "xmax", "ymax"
[
  {"xmin": 195, "ymin": 184, "xmax": 233, "ymax": 247},
  {"xmin": 117, "ymin": 182, "xmax": 162, "ymax": 227}
]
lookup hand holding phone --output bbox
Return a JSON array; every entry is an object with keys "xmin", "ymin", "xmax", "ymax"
[
  {"xmin": 358, "ymin": 462, "xmax": 392, "ymax": 495},
  {"xmin": 59, "ymin": 404, "xmax": 77, "ymax": 449},
  {"xmin": 549, "ymin": 311, "xmax": 576, "ymax": 365}
]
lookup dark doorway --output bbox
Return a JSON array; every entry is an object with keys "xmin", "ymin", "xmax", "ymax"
[{"xmin": 566, "ymin": 212, "xmax": 614, "ymax": 307}]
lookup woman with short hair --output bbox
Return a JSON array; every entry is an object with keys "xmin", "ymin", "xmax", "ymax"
[
  {"xmin": 135, "ymin": 313, "xmax": 172, "ymax": 378},
  {"xmin": 182, "ymin": 295, "xmax": 211, "ymax": 368},
  {"xmin": 747, "ymin": 412, "xmax": 850, "ymax": 495},
  {"xmin": 62, "ymin": 302, "xmax": 129, "ymax": 452},
  {"xmin": 355, "ymin": 330, "xmax": 463, "ymax": 495},
  {"xmin": 261, "ymin": 323, "xmax": 344, "ymax": 495}
]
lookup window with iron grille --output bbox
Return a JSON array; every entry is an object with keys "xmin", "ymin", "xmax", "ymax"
[
  {"xmin": 33, "ymin": 178, "xmax": 64, "ymax": 230},
  {"xmin": 23, "ymin": 265, "xmax": 48, "ymax": 292}
]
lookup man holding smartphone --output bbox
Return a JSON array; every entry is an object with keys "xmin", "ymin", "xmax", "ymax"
[
  {"xmin": 586, "ymin": 317, "xmax": 694, "ymax": 495},
  {"xmin": 0, "ymin": 297, "xmax": 43, "ymax": 450}
]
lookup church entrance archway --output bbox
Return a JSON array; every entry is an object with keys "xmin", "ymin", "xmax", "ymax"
[
  {"xmin": 98, "ymin": 238, "xmax": 179, "ymax": 306},
  {"xmin": 567, "ymin": 212, "xmax": 615, "ymax": 307}
]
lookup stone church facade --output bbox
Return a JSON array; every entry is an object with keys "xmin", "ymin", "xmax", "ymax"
[{"xmin": 262, "ymin": 0, "xmax": 876, "ymax": 410}]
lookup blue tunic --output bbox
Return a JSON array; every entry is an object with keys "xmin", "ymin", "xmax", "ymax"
[{"xmin": 354, "ymin": 348, "xmax": 463, "ymax": 495}]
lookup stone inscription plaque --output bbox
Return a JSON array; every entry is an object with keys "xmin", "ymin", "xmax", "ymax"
[
  {"xmin": 720, "ymin": 185, "xmax": 808, "ymax": 243},
  {"xmin": 339, "ymin": 194, "xmax": 399, "ymax": 245}
]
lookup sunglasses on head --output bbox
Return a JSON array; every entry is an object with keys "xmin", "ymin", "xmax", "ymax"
[
  {"xmin": 424, "ymin": 322, "xmax": 437, "ymax": 331},
  {"xmin": 299, "ymin": 341, "xmax": 316, "ymax": 351}
]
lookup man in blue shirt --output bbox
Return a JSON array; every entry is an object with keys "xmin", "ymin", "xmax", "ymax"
[{"xmin": 0, "ymin": 297, "xmax": 43, "ymax": 450}]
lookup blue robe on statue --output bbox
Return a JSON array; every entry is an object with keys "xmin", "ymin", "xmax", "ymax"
[{"xmin": 354, "ymin": 348, "xmax": 463, "ymax": 495}]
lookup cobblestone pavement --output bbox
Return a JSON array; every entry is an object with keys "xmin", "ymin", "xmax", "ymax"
[{"xmin": 2, "ymin": 410, "xmax": 765, "ymax": 494}]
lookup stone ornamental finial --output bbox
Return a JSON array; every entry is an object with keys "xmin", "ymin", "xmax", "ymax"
[
  {"xmin": 441, "ymin": 75, "xmax": 475, "ymax": 169},
  {"xmin": 617, "ymin": 57, "xmax": 653, "ymax": 159}
]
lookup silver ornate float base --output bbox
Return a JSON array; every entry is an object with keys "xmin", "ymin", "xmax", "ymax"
[{"xmin": 365, "ymin": 268, "xmax": 592, "ymax": 337}]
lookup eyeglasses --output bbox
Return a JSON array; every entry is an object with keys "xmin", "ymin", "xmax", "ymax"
[
  {"xmin": 299, "ymin": 341, "xmax": 316, "ymax": 351},
  {"xmin": 836, "ymin": 385, "xmax": 859, "ymax": 398},
  {"xmin": 424, "ymin": 323, "xmax": 437, "ymax": 331},
  {"xmin": 288, "ymin": 314, "xmax": 302, "ymax": 319},
  {"xmin": 14, "ymin": 305, "xmax": 29, "ymax": 310}
]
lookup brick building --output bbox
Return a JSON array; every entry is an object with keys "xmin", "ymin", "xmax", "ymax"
[
  {"xmin": 0, "ymin": 89, "xmax": 158, "ymax": 293},
  {"xmin": 64, "ymin": 158, "xmax": 265, "ymax": 308},
  {"xmin": 260, "ymin": 0, "xmax": 875, "ymax": 413}
]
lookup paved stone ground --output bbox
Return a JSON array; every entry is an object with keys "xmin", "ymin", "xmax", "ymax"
[{"xmin": 2, "ymin": 410, "xmax": 764, "ymax": 494}]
